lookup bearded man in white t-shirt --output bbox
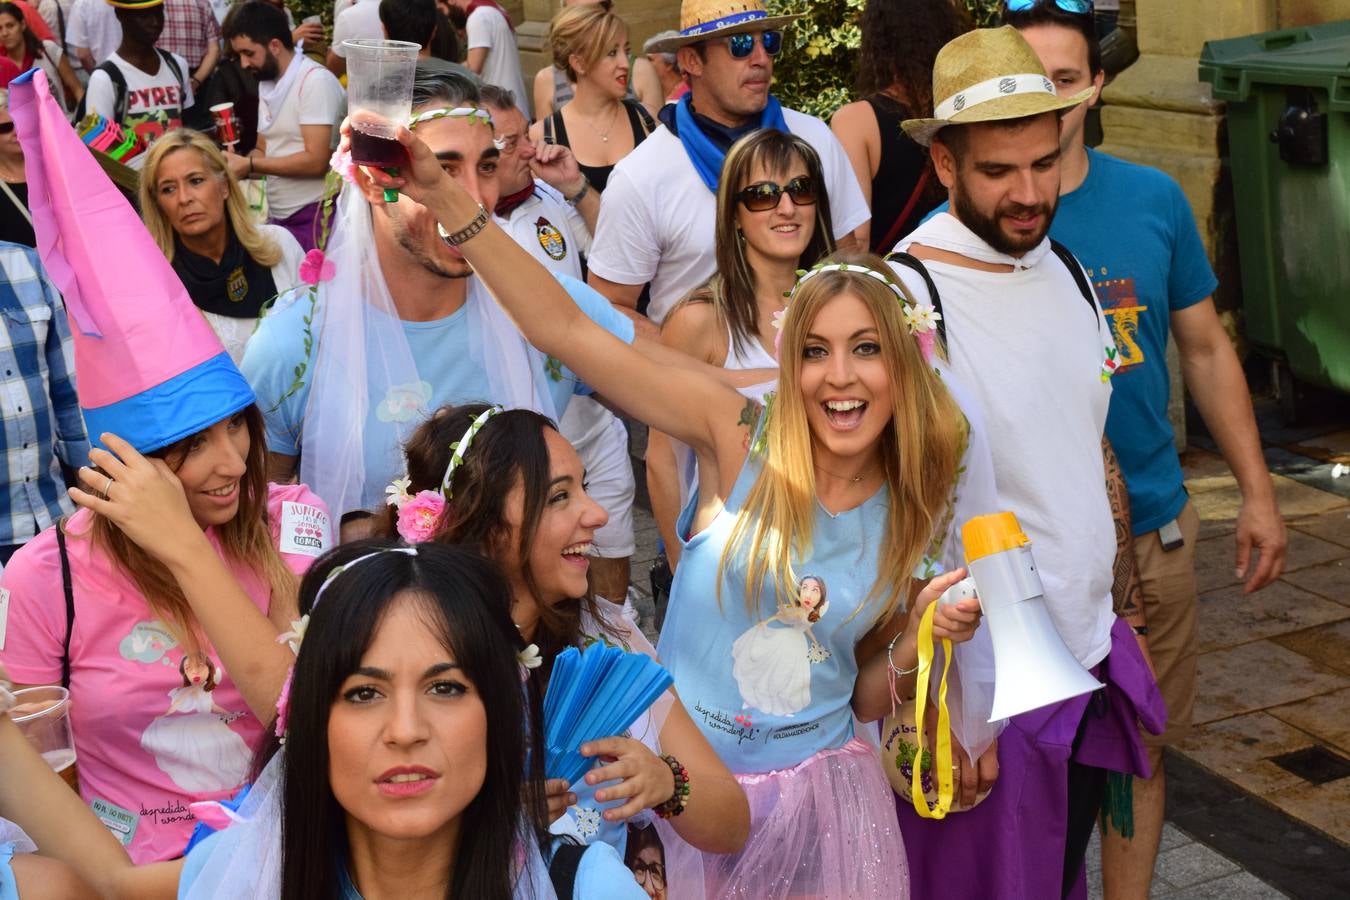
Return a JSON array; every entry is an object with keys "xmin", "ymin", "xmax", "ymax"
[
  {"xmin": 223, "ymin": 1, "xmax": 345, "ymax": 252},
  {"xmin": 448, "ymin": 0, "xmax": 527, "ymax": 119},
  {"xmin": 884, "ymin": 27, "xmax": 1165, "ymax": 900}
]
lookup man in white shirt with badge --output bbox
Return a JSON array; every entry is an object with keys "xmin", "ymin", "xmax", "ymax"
[
  {"xmin": 223, "ymin": 1, "xmax": 344, "ymax": 252},
  {"xmin": 586, "ymin": 0, "xmax": 869, "ymax": 329}
]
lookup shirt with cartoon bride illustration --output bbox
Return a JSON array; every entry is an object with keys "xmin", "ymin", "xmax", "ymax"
[
  {"xmin": 657, "ymin": 454, "xmax": 925, "ymax": 774},
  {"xmin": 0, "ymin": 483, "xmax": 331, "ymax": 863}
]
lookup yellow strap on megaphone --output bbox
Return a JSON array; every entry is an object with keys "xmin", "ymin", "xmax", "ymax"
[{"xmin": 910, "ymin": 600, "xmax": 955, "ymax": 819}]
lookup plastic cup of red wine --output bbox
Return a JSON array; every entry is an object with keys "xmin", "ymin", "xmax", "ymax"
[{"xmin": 343, "ymin": 39, "xmax": 420, "ymax": 171}]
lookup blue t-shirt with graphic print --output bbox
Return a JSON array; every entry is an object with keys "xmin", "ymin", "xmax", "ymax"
[{"xmin": 1051, "ymin": 149, "xmax": 1218, "ymax": 534}]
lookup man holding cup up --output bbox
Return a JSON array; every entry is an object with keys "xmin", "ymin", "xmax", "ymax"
[{"xmin": 221, "ymin": 1, "xmax": 345, "ymax": 251}]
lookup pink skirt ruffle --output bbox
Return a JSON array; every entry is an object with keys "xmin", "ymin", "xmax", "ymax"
[{"xmin": 660, "ymin": 737, "xmax": 909, "ymax": 899}]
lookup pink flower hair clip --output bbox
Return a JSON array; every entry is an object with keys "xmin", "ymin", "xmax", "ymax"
[
  {"xmin": 385, "ymin": 406, "xmax": 502, "ymax": 544},
  {"xmin": 298, "ymin": 249, "xmax": 335, "ymax": 286}
]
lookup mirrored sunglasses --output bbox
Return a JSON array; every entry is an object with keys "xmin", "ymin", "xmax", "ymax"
[
  {"xmin": 725, "ymin": 29, "xmax": 783, "ymax": 59},
  {"xmin": 1006, "ymin": 0, "xmax": 1094, "ymax": 13},
  {"xmin": 737, "ymin": 176, "xmax": 817, "ymax": 212}
]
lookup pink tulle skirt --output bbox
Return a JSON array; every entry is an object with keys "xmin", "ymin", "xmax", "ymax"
[{"xmin": 660, "ymin": 737, "xmax": 909, "ymax": 899}]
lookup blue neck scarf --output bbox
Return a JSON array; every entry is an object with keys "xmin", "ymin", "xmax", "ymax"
[{"xmin": 674, "ymin": 94, "xmax": 790, "ymax": 192}]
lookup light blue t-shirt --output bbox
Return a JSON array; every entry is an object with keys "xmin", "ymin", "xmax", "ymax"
[
  {"xmin": 241, "ymin": 273, "xmax": 634, "ymax": 508},
  {"xmin": 656, "ymin": 452, "xmax": 935, "ymax": 774},
  {"xmin": 1053, "ymin": 149, "xmax": 1218, "ymax": 534}
]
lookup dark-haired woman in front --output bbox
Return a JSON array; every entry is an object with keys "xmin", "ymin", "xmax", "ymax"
[
  {"xmin": 0, "ymin": 540, "xmax": 646, "ymax": 898},
  {"xmin": 386, "ymin": 404, "xmax": 750, "ymax": 883}
]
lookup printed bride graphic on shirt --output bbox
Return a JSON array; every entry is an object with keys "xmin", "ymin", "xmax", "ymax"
[
  {"xmin": 139, "ymin": 655, "xmax": 251, "ymax": 793},
  {"xmin": 731, "ymin": 575, "xmax": 831, "ymax": 717}
]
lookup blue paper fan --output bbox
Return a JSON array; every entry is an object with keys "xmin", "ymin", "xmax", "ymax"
[{"xmin": 542, "ymin": 642, "xmax": 674, "ymax": 786}]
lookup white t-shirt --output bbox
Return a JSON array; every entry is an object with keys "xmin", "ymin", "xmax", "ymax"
[
  {"xmin": 84, "ymin": 51, "xmax": 194, "ymax": 170},
  {"xmin": 588, "ymin": 108, "xmax": 870, "ymax": 324},
  {"xmin": 331, "ymin": 0, "xmax": 383, "ymax": 57},
  {"xmin": 258, "ymin": 56, "xmax": 346, "ymax": 218},
  {"xmin": 66, "ymin": 0, "xmax": 120, "ymax": 65},
  {"xmin": 466, "ymin": 6, "xmax": 529, "ymax": 120},
  {"xmin": 890, "ymin": 213, "xmax": 1119, "ymax": 668},
  {"xmin": 495, "ymin": 181, "xmax": 614, "ymax": 452}
]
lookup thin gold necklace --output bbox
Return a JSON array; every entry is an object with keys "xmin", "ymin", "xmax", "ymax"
[
  {"xmin": 814, "ymin": 463, "xmax": 873, "ymax": 484},
  {"xmin": 578, "ymin": 101, "xmax": 621, "ymax": 143}
]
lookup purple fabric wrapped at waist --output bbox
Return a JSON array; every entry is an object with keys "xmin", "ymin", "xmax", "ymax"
[{"xmin": 896, "ymin": 618, "xmax": 1166, "ymax": 900}]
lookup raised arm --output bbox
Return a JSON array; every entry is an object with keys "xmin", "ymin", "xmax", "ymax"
[{"xmin": 355, "ymin": 124, "xmax": 745, "ymax": 463}]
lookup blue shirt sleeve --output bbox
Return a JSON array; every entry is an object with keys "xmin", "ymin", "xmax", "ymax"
[
  {"xmin": 240, "ymin": 291, "xmax": 311, "ymax": 456},
  {"xmin": 39, "ymin": 264, "xmax": 90, "ymax": 467},
  {"xmin": 555, "ymin": 273, "xmax": 635, "ymax": 397},
  {"xmin": 1166, "ymin": 179, "xmax": 1219, "ymax": 312}
]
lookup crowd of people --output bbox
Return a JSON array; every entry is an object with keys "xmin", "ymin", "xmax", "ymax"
[{"xmin": 0, "ymin": 0, "xmax": 1290, "ymax": 898}]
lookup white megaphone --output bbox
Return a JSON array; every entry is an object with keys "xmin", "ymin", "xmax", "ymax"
[{"xmin": 939, "ymin": 511, "xmax": 1103, "ymax": 722}]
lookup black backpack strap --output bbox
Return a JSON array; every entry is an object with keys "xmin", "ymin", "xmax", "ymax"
[
  {"xmin": 884, "ymin": 250, "xmax": 947, "ymax": 346},
  {"xmin": 56, "ymin": 520, "xmax": 75, "ymax": 690},
  {"xmin": 157, "ymin": 48, "xmax": 185, "ymax": 101},
  {"xmin": 1048, "ymin": 238, "xmax": 1101, "ymax": 325},
  {"xmin": 75, "ymin": 60, "xmax": 129, "ymax": 123},
  {"xmin": 547, "ymin": 842, "xmax": 587, "ymax": 899}
]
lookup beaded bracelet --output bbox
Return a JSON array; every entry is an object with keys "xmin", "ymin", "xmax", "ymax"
[{"xmin": 654, "ymin": 753, "xmax": 691, "ymax": 819}]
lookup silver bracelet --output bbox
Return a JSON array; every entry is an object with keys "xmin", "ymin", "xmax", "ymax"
[
  {"xmin": 440, "ymin": 204, "xmax": 489, "ymax": 245},
  {"xmin": 566, "ymin": 179, "xmax": 590, "ymax": 206},
  {"xmin": 887, "ymin": 631, "xmax": 918, "ymax": 677}
]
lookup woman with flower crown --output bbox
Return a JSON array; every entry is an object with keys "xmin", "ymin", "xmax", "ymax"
[
  {"xmin": 383, "ymin": 403, "xmax": 751, "ymax": 888},
  {"xmin": 351, "ymin": 120, "xmax": 1002, "ymax": 898}
]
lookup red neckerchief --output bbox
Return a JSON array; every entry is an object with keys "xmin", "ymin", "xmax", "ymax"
[
  {"xmin": 494, "ymin": 182, "xmax": 535, "ymax": 218},
  {"xmin": 465, "ymin": 0, "xmax": 511, "ymax": 27}
]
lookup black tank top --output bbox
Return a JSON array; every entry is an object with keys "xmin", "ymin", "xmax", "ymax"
[
  {"xmin": 864, "ymin": 94, "xmax": 935, "ymax": 253},
  {"xmin": 544, "ymin": 99, "xmax": 655, "ymax": 192}
]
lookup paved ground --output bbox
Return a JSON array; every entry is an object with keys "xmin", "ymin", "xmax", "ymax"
[{"xmin": 620, "ymin": 391, "xmax": 1350, "ymax": 899}]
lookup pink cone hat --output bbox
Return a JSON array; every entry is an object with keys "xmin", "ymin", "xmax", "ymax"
[{"xmin": 9, "ymin": 68, "xmax": 254, "ymax": 452}]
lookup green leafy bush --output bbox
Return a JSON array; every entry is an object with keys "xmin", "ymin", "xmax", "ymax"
[{"xmin": 767, "ymin": 0, "xmax": 1003, "ymax": 119}]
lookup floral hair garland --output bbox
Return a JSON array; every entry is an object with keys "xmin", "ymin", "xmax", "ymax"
[
  {"xmin": 386, "ymin": 405, "xmax": 502, "ymax": 543},
  {"xmin": 272, "ymin": 543, "xmax": 540, "ymax": 739},
  {"xmin": 770, "ymin": 262, "xmax": 942, "ymax": 362}
]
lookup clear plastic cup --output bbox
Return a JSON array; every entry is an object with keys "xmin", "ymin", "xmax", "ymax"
[
  {"xmin": 11, "ymin": 686, "xmax": 77, "ymax": 788},
  {"xmin": 343, "ymin": 39, "xmax": 421, "ymax": 171}
]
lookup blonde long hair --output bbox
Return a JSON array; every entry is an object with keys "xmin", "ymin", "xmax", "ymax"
[
  {"xmin": 138, "ymin": 129, "xmax": 282, "ymax": 268},
  {"xmin": 83, "ymin": 407, "xmax": 296, "ymax": 654},
  {"xmin": 719, "ymin": 254, "xmax": 967, "ymax": 627}
]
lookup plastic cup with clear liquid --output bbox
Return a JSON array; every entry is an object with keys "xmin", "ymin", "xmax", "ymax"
[
  {"xmin": 343, "ymin": 39, "xmax": 421, "ymax": 202},
  {"xmin": 11, "ymin": 685, "xmax": 78, "ymax": 789}
]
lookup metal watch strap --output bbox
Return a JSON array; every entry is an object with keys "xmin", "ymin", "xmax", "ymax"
[{"xmin": 441, "ymin": 204, "xmax": 489, "ymax": 245}]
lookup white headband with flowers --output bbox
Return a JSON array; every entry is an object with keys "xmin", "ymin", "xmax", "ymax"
[
  {"xmin": 771, "ymin": 262, "xmax": 942, "ymax": 361},
  {"xmin": 386, "ymin": 405, "xmax": 502, "ymax": 543}
]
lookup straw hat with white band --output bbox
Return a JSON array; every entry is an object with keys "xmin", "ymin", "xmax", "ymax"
[
  {"xmin": 645, "ymin": 0, "xmax": 798, "ymax": 54},
  {"xmin": 902, "ymin": 26, "xmax": 1095, "ymax": 148}
]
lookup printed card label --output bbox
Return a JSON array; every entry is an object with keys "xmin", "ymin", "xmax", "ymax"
[
  {"xmin": 279, "ymin": 502, "xmax": 333, "ymax": 558},
  {"xmin": 0, "ymin": 586, "xmax": 9, "ymax": 651},
  {"xmin": 91, "ymin": 797, "xmax": 139, "ymax": 846}
]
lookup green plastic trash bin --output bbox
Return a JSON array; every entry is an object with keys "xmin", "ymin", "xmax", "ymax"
[{"xmin": 1200, "ymin": 21, "xmax": 1350, "ymax": 417}]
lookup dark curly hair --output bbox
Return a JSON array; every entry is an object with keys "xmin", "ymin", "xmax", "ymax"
[{"xmin": 855, "ymin": 0, "xmax": 972, "ymax": 112}]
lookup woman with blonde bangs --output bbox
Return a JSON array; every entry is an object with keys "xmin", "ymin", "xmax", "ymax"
[
  {"xmin": 349, "ymin": 114, "xmax": 1005, "ymax": 897},
  {"xmin": 648, "ymin": 129, "xmax": 835, "ymax": 567},
  {"xmin": 139, "ymin": 130, "xmax": 305, "ymax": 363},
  {"xmin": 531, "ymin": 0, "xmax": 662, "ymax": 122},
  {"xmin": 529, "ymin": 2, "xmax": 657, "ymax": 194}
]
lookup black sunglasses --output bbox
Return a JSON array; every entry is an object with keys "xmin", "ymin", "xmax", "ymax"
[
  {"xmin": 723, "ymin": 29, "xmax": 783, "ymax": 59},
  {"xmin": 0, "ymin": 122, "xmax": 13, "ymax": 135},
  {"xmin": 737, "ymin": 176, "xmax": 817, "ymax": 212}
]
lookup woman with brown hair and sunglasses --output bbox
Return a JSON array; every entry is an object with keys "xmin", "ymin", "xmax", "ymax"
[{"xmin": 646, "ymin": 129, "xmax": 835, "ymax": 568}]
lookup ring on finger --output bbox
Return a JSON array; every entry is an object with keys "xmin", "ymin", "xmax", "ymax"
[{"xmin": 103, "ymin": 475, "xmax": 115, "ymax": 499}]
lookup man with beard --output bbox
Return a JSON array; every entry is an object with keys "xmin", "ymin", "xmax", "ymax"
[
  {"xmin": 79, "ymin": 0, "xmax": 191, "ymax": 167},
  {"xmin": 241, "ymin": 70, "xmax": 643, "ymax": 522},
  {"xmin": 223, "ymin": 1, "xmax": 344, "ymax": 250},
  {"xmin": 884, "ymin": 27, "xmax": 1165, "ymax": 900}
]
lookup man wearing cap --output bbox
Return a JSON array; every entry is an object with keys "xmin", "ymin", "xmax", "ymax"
[
  {"xmin": 585, "ymin": 0, "xmax": 869, "ymax": 328},
  {"xmin": 884, "ymin": 26, "xmax": 1165, "ymax": 899},
  {"xmin": 1001, "ymin": 4, "xmax": 1286, "ymax": 897},
  {"xmin": 78, "ymin": 0, "xmax": 191, "ymax": 164}
]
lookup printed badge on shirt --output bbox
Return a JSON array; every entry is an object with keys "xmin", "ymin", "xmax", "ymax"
[{"xmin": 279, "ymin": 501, "xmax": 333, "ymax": 557}]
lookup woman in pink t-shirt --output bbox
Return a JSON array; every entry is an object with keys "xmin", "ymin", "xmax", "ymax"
[{"xmin": 0, "ymin": 405, "xmax": 333, "ymax": 863}]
